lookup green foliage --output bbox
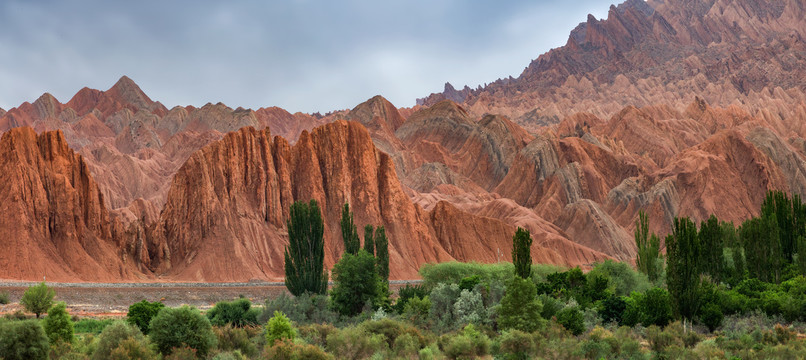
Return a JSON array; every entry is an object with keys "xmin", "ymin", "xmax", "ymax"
[
  {"xmin": 441, "ymin": 324, "xmax": 490, "ymax": 359},
  {"xmin": 213, "ymin": 325, "xmax": 258, "ymax": 358},
  {"xmin": 0, "ymin": 290, "xmax": 9, "ymax": 305},
  {"xmin": 109, "ymin": 337, "xmax": 157, "ymax": 360},
  {"xmin": 126, "ymin": 300, "xmax": 164, "ymax": 334},
  {"xmin": 0, "ymin": 319, "xmax": 49, "ymax": 360},
  {"xmin": 761, "ymin": 190, "xmax": 801, "ymax": 264},
  {"xmin": 699, "ymin": 303, "xmax": 724, "ymax": 332},
  {"xmin": 74, "ymin": 318, "xmax": 115, "ymax": 334},
  {"xmin": 498, "ymin": 276, "xmax": 543, "ymax": 332},
  {"xmin": 635, "ymin": 210, "xmax": 662, "ymax": 282},
  {"xmin": 639, "ymin": 287, "xmax": 673, "ymax": 327},
  {"xmin": 94, "ymin": 321, "xmax": 147, "ymax": 360},
  {"xmin": 666, "ymin": 217, "xmax": 702, "ymax": 323},
  {"xmin": 556, "ymin": 306, "xmax": 585, "ymax": 336},
  {"xmin": 360, "ymin": 318, "xmax": 425, "ymax": 350},
  {"xmin": 261, "ymin": 292, "xmax": 338, "ymax": 326},
  {"xmin": 330, "ymin": 250, "xmax": 383, "ymax": 317},
  {"xmin": 263, "ymin": 339, "xmax": 333, "ymax": 360},
  {"xmin": 148, "ymin": 305, "xmax": 216, "ymax": 358},
  {"xmin": 207, "ymin": 298, "xmax": 258, "ymax": 327},
  {"xmin": 340, "ymin": 203, "xmax": 360, "ymax": 255},
  {"xmin": 20, "ymin": 281, "xmax": 55, "ymax": 318},
  {"xmin": 512, "ymin": 227, "xmax": 533, "ymax": 279},
  {"xmin": 538, "ymin": 294, "xmax": 563, "ymax": 320},
  {"xmin": 419, "ymin": 261, "xmax": 562, "ymax": 290},
  {"xmin": 742, "ymin": 211, "xmax": 782, "ymax": 283},
  {"xmin": 401, "ymin": 296, "xmax": 431, "ymax": 328},
  {"xmin": 43, "ymin": 301, "xmax": 73, "ymax": 344},
  {"xmin": 497, "ymin": 329, "xmax": 538, "ymax": 360},
  {"xmin": 798, "ymin": 236, "xmax": 806, "ymax": 276},
  {"xmin": 429, "ymin": 283, "xmax": 461, "ymax": 333},
  {"xmin": 393, "ymin": 284, "xmax": 428, "ymax": 314},
  {"xmin": 374, "ymin": 226, "xmax": 390, "ymax": 283},
  {"xmin": 453, "ymin": 289, "xmax": 487, "ymax": 326},
  {"xmin": 458, "ymin": 275, "xmax": 481, "ymax": 292},
  {"xmin": 598, "ymin": 295, "xmax": 627, "ymax": 325},
  {"xmin": 326, "ymin": 326, "xmax": 387, "ymax": 359},
  {"xmin": 265, "ymin": 311, "xmax": 297, "ymax": 345},
  {"xmin": 698, "ymin": 214, "xmax": 725, "ymax": 283},
  {"xmin": 363, "ymin": 224, "xmax": 375, "ymax": 256},
  {"xmin": 284, "ymin": 199, "xmax": 328, "ymax": 296}
]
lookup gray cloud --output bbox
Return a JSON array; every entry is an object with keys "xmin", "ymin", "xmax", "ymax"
[{"xmin": 0, "ymin": 0, "xmax": 615, "ymax": 113}]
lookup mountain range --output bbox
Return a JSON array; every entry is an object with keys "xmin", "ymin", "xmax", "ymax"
[{"xmin": 2, "ymin": 0, "xmax": 805, "ymax": 282}]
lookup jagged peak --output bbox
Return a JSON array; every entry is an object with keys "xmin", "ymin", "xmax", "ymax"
[{"xmin": 107, "ymin": 75, "xmax": 153, "ymax": 110}]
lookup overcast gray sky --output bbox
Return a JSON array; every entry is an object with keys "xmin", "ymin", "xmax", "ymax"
[{"xmin": 0, "ymin": 0, "xmax": 616, "ymax": 113}]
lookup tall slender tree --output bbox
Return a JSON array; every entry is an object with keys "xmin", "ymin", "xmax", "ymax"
[
  {"xmin": 666, "ymin": 217, "xmax": 701, "ymax": 331},
  {"xmin": 284, "ymin": 200, "xmax": 327, "ymax": 296},
  {"xmin": 741, "ymin": 213, "xmax": 782, "ymax": 283},
  {"xmin": 340, "ymin": 203, "xmax": 360, "ymax": 255},
  {"xmin": 512, "ymin": 227, "xmax": 533, "ymax": 279},
  {"xmin": 374, "ymin": 226, "xmax": 389, "ymax": 282},
  {"xmin": 635, "ymin": 210, "xmax": 662, "ymax": 282},
  {"xmin": 363, "ymin": 224, "xmax": 375, "ymax": 256},
  {"xmin": 698, "ymin": 215, "xmax": 724, "ymax": 283},
  {"xmin": 762, "ymin": 191, "xmax": 795, "ymax": 263}
]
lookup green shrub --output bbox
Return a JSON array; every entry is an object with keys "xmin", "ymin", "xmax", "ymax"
[
  {"xmin": 598, "ymin": 295, "xmax": 627, "ymax": 325},
  {"xmin": 262, "ymin": 339, "xmax": 332, "ymax": 360},
  {"xmin": 498, "ymin": 276, "xmax": 543, "ymax": 332},
  {"xmin": 20, "ymin": 282, "xmax": 55, "ymax": 318},
  {"xmin": 108, "ymin": 337, "xmax": 157, "ymax": 360},
  {"xmin": 537, "ymin": 293, "xmax": 562, "ymax": 320},
  {"xmin": 394, "ymin": 284, "xmax": 429, "ymax": 314},
  {"xmin": 126, "ymin": 300, "xmax": 164, "ymax": 334},
  {"xmin": 441, "ymin": 324, "xmax": 489, "ymax": 359},
  {"xmin": 419, "ymin": 261, "xmax": 562, "ymax": 290},
  {"xmin": 556, "ymin": 306, "xmax": 585, "ymax": 336},
  {"xmin": 699, "ymin": 302, "xmax": 724, "ymax": 332},
  {"xmin": 497, "ymin": 329, "xmax": 538, "ymax": 360},
  {"xmin": 164, "ymin": 346, "xmax": 197, "ymax": 360},
  {"xmin": 43, "ymin": 301, "xmax": 74, "ymax": 344},
  {"xmin": 74, "ymin": 318, "xmax": 115, "ymax": 334},
  {"xmin": 149, "ymin": 306, "xmax": 216, "ymax": 358},
  {"xmin": 429, "ymin": 283, "xmax": 461, "ymax": 333},
  {"xmin": 330, "ymin": 251, "xmax": 384, "ymax": 317},
  {"xmin": 646, "ymin": 324, "xmax": 680, "ymax": 354},
  {"xmin": 265, "ymin": 311, "xmax": 296, "ymax": 345},
  {"xmin": 0, "ymin": 290, "xmax": 9, "ymax": 305},
  {"xmin": 640, "ymin": 287, "xmax": 673, "ymax": 327},
  {"xmin": 214, "ymin": 325, "xmax": 258, "ymax": 358},
  {"xmin": 401, "ymin": 295, "xmax": 431, "ymax": 328},
  {"xmin": 207, "ymin": 298, "xmax": 259, "ymax": 327},
  {"xmin": 458, "ymin": 275, "xmax": 482, "ymax": 292},
  {"xmin": 0, "ymin": 319, "xmax": 49, "ymax": 360},
  {"xmin": 93, "ymin": 321, "xmax": 147, "ymax": 360},
  {"xmin": 453, "ymin": 289, "xmax": 487, "ymax": 326},
  {"xmin": 260, "ymin": 292, "xmax": 338, "ymax": 326},
  {"xmin": 393, "ymin": 333, "xmax": 422, "ymax": 358},
  {"xmin": 298, "ymin": 323, "xmax": 339, "ymax": 348},
  {"xmin": 326, "ymin": 326, "xmax": 387, "ymax": 359},
  {"xmin": 360, "ymin": 318, "xmax": 425, "ymax": 350}
]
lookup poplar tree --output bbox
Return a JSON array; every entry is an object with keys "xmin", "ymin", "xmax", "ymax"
[
  {"xmin": 374, "ymin": 226, "xmax": 389, "ymax": 282},
  {"xmin": 698, "ymin": 215, "xmax": 724, "ymax": 282},
  {"xmin": 635, "ymin": 210, "xmax": 661, "ymax": 282},
  {"xmin": 340, "ymin": 203, "xmax": 360, "ymax": 255},
  {"xmin": 284, "ymin": 200, "xmax": 327, "ymax": 296},
  {"xmin": 741, "ymin": 213, "xmax": 781, "ymax": 283},
  {"xmin": 666, "ymin": 217, "xmax": 701, "ymax": 331},
  {"xmin": 363, "ymin": 224, "xmax": 375, "ymax": 256},
  {"xmin": 512, "ymin": 227, "xmax": 533, "ymax": 279}
]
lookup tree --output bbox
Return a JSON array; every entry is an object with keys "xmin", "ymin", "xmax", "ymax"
[
  {"xmin": 0, "ymin": 320, "xmax": 49, "ymax": 360},
  {"xmin": 556, "ymin": 306, "xmax": 585, "ymax": 336},
  {"xmin": 265, "ymin": 311, "xmax": 297, "ymax": 345},
  {"xmin": 43, "ymin": 302, "xmax": 73, "ymax": 344},
  {"xmin": 207, "ymin": 298, "xmax": 259, "ymax": 327},
  {"xmin": 363, "ymin": 225, "xmax": 375, "ymax": 256},
  {"xmin": 340, "ymin": 203, "xmax": 360, "ymax": 255},
  {"xmin": 148, "ymin": 306, "xmax": 216, "ymax": 358},
  {"xmin": 698, "ymin": 214, "xmax": 724, "ymax": 282},
  {"xmin": 20, "ymin": 282, "xmax": 54, "ymax": 319},
  {"xmin": 666, "ymin": 217, "xmax": 701, "ymax": 330},
  {"xmin": 799, "ymin": 236, "xmax": 806, "ymax": 276},
  {"xmin": 512, "ymin": 227, "xmax": 532, "ymax": 279},
  {"xmin": 635, "ymin": 210, "xmax": 662, "ymax": 282},
  {"xmin": 94, "ymin": 321, "xmax": 148, "ymax": 360},
  {"xmin": 741, "ymin": 214, "xmax": 782, "ymax": 283},
  {"xmin": 375, "ymin": 225, "xmax": 389, "ymax": 283},
  {"xmin": 498, "ymin": 276, "xmax": 543, "ymax": 332},
  {"xmin": 762, "ymin": 191, "xmax": 796, "ymax": 263},
  {"xmin": 330, "ymin": 251, "xmax": 382, "ymax": 316},
  {"xmin": 639, "ymin": 287, "xmax": 673, "ymax": 327},
  {"xmin": 284, "ymin": 199, "xmax": 328, "ymax": 296},
  {"xmin": 126, "ymin": 300, "xmax": 164, "ymax": 334}
]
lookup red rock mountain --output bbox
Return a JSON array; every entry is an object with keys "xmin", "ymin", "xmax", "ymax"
[{"xmin": 2, "ymin": 0, "xmax": 806, "ymax": 281}]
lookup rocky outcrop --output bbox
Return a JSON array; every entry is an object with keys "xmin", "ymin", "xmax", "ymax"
[{"xmin": 0, "ymin": 128, "xmax": 143, "ymax": 281}]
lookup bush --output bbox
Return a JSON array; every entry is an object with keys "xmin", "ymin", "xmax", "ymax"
[
  {"xmin": 394, "ymin": 284, "xmax": 428, "ymax": 314},
  {"xmin": 598, "ymin": 295, "xmax": 627, "ymax": 325},
  {"xmin": 360, "ymin": 318, "xmax": 425, "ymax": 350},
  {"xmin": 262, "ymin": 339, "xmax": 332, "ymax": 360},
  {"xmin": 537, "ymin": 293, "xmax": 562, "ymax": 320},
  {"xmin": 453, "ymin": 289, "xmax": 487, "ymax": 326},
  {"xmin": 20, "ymin": 282, "xmax": 55, "ymax": 318},
  {"xmin": 497, "ymin": 329, "xmax": 538, "ymax": 360},
  {"xmin": 326, "ymin": 326, "xmax": 387, "ymax": 359},
  {"xmin": 441, "ymin": 324, "xmax": 489, "ymax": 359},
  {"xmin": 265, "ymin": 311, "xmax": 296, "ymax": 345},
  {"xmin": 429, "ymin": 283, "xmax": 461, "ymax": 333},
  {"xmin": 126, "ymin": 300, "xmax": 164, "ymax": 334},
  {"xmin": 699, "ymin": 302, "xmax": 724, "ymax": 332},
  {"xmin": 556, "ymin": 306, "xmax": 585, "ymax": 336},
  {"xmin": 419, "ymin": 261, "xmax": 562, "ymax": 290},
  {"xmin": 330, "ymin": 251, "xmax": 384, "ymax": 317},
  {"xmin": 0, "ymin": 290, "xmax": 9, "ymax": 305},
  {"xmin": 298, "ymin": 323, "xmax": 339, "ymax": 349},
  {"xmin": 393, "ymin": 333, "xmax": 422, "ymax": 358},
  {"xmin": 43, "ymin": 301, "xmax": 74, "ymax": 344},
  {"xmin": 640, "ymin": 287, "xmax": 673, "ymax": 327},
  {"xmin": 260, "ymin": 292, "xmax": 338, "ymax": 326},
  {"xmin": 214, "ymin": 325, "xmax": 258, "ymax": 358},
  {"xmin": 94, "ymin": 321, "xmax": 147, "ymax": 360},
  {"xmin": 498, "ymin": 276, "xmax": 543, "ymax": 332},
  {"xmin": 0, "ymin": 319, "xmax": 49, "ymax": 360},
  {"xmin": 149, "ymin": 306, "xmax": 216, "ymax": 358},
  {"xmin": 458, "ymin": 275, "xmax": 482, "ymax": 292},
  {"xmin": 207, "ymin": 298, "xmax": 259, "ymax": 327},
  {"xmin": 109, "ymin": 337, "xmax": 157, "ymax": 360},
  {"xmin": 401, "ymin": 296, "xmax": 431, "ymax": 328}
]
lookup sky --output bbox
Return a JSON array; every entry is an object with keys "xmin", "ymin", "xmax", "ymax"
[{"xmin": 0, "ymin": 0, "xmax": 616, "ymax": 114}]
